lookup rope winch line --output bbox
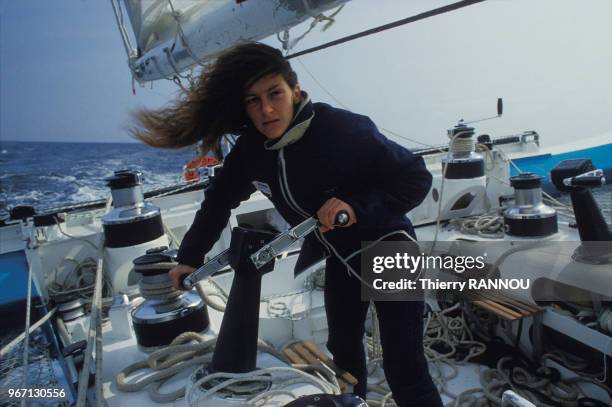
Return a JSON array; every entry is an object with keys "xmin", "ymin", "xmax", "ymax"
[
  {"xmin": 449, "ymin": 135, "xmax": 475, "ymax": 155},
  {"xmin": 286, "ymin": 0, "xmax": 487, "ymax": 59},
  {"xmin": 0, "ymin": 308, "xmax": 57, "ymax": 359},
  {"xmin": 134, "ymin": 261, "xmax": 183, "ymax": 301}
]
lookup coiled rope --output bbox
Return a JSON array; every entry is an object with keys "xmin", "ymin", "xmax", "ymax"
[
  {"xmin": 134, "ymin": 262, "xmax": 182, "ymax": 301},
  {"xmin": 187, "ymin": 365, "xmax": 340, "ymax": 407},
  {"xmin": 116, "ymin": 331, "xmax": 339, "ymax": 404},
  {"xmin": 447, "ymin": 210, "xmax": 505, "ymax": 238}
]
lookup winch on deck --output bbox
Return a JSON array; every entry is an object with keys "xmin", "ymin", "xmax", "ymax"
[
  {"xmin": 503, "ymin": 172, "xmax": 558, "ymax": 238},
  {"xmin": 131, "ymin": 247, "xmax": 209, "ymax": 351},
  {"xmin": 102, "ymin": 170, "xmax": 169, "ymax": 293},
  {"xmin": 437, "ymin": 122, "xmax": 488, "ymax": 220},
  {"xmin": 442, "ymin": 123, "xmax": 485, "ymax": 180}
]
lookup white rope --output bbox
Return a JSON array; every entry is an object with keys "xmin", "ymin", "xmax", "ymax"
[
  {"xmin": 196, "ymin": 283, "xmax": 227, "ymax": 312},
  {"xmin": 47, "ymin": 256, "xmax": 114, "ymax": 304},
  {"xmin": 160, "ymin": 221, "xmax": 227, "ymax": 312},
  {"xmin": 318, "ymin": 229, "xmax": 416, "ymax": 294},
  {"xmin": 53, "ymin": 215, "xmax": 99, "ymax": 251},
  {"xmin": 187, "ymin": 366, "xmax": 340, "ymax": 406},
  {"xmin": 0, "ymin": 307, "xmax": 57, "ymax": 359},
  {"xmin": 449, "ymin": 136, "xmax": 475, "ymax": 155},
  {"xmin": 447, "ymin": 211, "xmax": 504, "ymax": 238},
  {"xmin": 116, "ymin": 332, "xmax": 216, "ymax": 402},
  {"xmin": 117, "ymin": 331, "xmax": 321, "ymax": 404}
]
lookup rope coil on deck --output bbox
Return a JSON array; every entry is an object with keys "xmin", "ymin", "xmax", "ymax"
[{"xmin": 115, "ymin": 331, "xmax": 340, "ymax": 404}]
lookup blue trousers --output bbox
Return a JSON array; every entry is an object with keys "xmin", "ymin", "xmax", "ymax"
[{"xmin": 324, "ymin": 255, "xmax": 443, "ymax": 407}]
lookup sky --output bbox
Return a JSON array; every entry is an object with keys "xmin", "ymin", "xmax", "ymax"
[{"xmin": 1, "ymin": 0, "xmax": 612, "ymax": 148}]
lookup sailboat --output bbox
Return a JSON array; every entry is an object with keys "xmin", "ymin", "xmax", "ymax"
[{"xmin": 1, "ymin": 1, "xmax": 611, "ymax": 406}]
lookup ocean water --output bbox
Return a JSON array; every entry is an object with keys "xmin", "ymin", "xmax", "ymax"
[
  {"xmin": 0, "ymin": 141, "xmax": 610, "ymax": 223},
  {"xmin": 0, "ymin": 141, "xmax": 194, "ymax": 218}
]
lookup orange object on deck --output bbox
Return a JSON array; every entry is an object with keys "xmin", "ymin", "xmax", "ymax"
[{"xmin": 183, "ymin": 156, "xmax": 220, "ymax": 182}]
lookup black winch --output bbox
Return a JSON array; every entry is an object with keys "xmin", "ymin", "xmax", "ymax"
[
  {"xmin": 102, "ymin": 170, "xmax": 169, "ymax": 292},
  {"xmin": 442, "ymin": 122, "xmax": 485, "ymax": 179},
  {"xmin": 102, "ymin": 170, "xmax": 164, "ymax": 248},
  {"xmin": 504, "ymin": 172, "xmax": 558, "ymax": 237},
  {"xmin": 131, "ymin": 247, "xmax": 209, "ymax": 351}
]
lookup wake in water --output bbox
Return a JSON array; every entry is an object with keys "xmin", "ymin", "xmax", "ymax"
[{"xmin": 0, "ymin": 141, "xmax": 194, "ymax": 217}]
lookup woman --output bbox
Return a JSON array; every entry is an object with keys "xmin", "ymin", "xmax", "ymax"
[{"xmin": 132, "ymin": 42, "xmax": 442, "ymax": 407}]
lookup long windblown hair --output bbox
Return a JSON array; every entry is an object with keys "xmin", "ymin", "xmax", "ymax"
[{"xmin": 130, "ymin": 42, "xmax": 298, "ymax": 152}]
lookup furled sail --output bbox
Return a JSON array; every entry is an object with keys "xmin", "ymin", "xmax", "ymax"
[{"xmin": 119, "ymin": 0, "xmax": 350, "ymax": 82}]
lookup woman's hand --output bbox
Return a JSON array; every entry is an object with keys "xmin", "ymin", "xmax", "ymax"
[
  {"xmin": 169, "ymin": 263, "xmax": 197, "ymax": 290},
  {"xmin": 317, "ymin": 197, "xmax": 357, "ymax": 233}
]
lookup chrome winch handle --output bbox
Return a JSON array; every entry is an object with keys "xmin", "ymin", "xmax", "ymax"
[
  {"xmin": 250, "ymin": 210, "xmax": 349, "ymax": 270},
  {"xmin": 181, "ymin": 210, "xmax": 349, "ymax": 288},
  {"xmin": 181, "ymin": 249, "xmax": 230, "ymax": 290},
  {"xmin": 562, "ymin": 169, "xmax": 605, "ymax": 188}
]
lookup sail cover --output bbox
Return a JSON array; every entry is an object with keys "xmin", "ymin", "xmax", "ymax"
[{"xmin": 121, "ymin": 0, "xmax": 350, "ymax": 82}]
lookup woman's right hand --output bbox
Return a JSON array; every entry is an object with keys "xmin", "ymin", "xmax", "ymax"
[{"xmin": 170, "ymin": 264, "xmax": 197, "ymax": 290}]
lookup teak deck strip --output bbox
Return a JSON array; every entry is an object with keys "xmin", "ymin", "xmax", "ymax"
[
  {"xmin": 463, "ymin": 290, "xmax": 544, "ymax": 320},
  {"xmin": 282, "ymin": 340, "xmax": 358, "ymax": 392}
]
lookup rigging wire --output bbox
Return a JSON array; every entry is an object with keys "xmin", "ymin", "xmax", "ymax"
[
  {"xmin": 286, "ymin": 0, "xmax": 488, "ymax": 60},
  {"xmin": 109, "ymin": 0, "xmax": 136, "ymax": 60},
  {"xmin": 294, "ymin": 56, "xmax": 448, "ymax": 151}
]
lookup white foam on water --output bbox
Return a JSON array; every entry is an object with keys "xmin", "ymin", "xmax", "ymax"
[
  {"xmin": 40, "ymin": 175, "xmax": 77, "ymax": 183},
  {"xmin": 72, "ymin": 185, "xmax": 107, "ymax": 203},
  {"xmin": 143, "ymin": 173, "xmax": 184, "ymax": 190},
  {"xmin": 2, "ymin": 190, "xmax": 61, "ymax": 205}
]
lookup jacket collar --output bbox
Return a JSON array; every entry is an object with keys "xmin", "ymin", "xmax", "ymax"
[{"xmin": 264, "ymin": 92, "xmax": 315, "ymax": 150}]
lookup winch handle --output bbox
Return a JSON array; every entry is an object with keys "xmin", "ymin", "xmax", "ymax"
[
  {"xmin": 179, "ymin": 249, "xmax": 230, "ymax": 290},
  {"xmin": 562, "ymin": 169, "xmax": 605, "ymax": 188}
]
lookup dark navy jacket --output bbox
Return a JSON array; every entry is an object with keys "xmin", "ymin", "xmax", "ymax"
[{"xmin": 177, "ymin": 99, "xmax": 432, "ymax": 270}]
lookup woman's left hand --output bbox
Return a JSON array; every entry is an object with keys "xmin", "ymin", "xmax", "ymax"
[{"xmin": 317, "ymin": 197, "xmax": 357, "ymax": 232}]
